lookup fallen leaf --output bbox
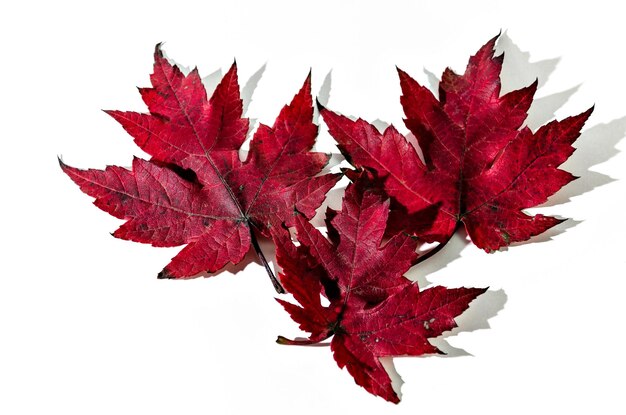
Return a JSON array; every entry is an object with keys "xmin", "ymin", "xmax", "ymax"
[
  {"xmin": 61, "ymin": 45, "xmax": 339, "ymax": 290},
  {"xmin": 320, "ymin": 35, "xmax": 592, "ymax": 251},
  {"xmin": 274, "ymin": 176, "xmax": 486, "ymax": 402}
]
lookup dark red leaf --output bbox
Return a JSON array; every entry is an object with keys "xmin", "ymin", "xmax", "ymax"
[
  {"xmin": 320, "ymin": 35, "xmax": 593, "ymax": 251},
  {"xmin": 274, "ymin": 177, "xmax": 486, "ymax": 402},
  {"xmin": 61, "ymin": 45, "xmax": 340, "ymax": 287},
  {"xmin": 331, "ymin": 284, "xmax": 486, "ymax": 403}
]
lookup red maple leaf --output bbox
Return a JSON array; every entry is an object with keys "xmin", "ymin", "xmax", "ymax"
[
  {"xmin": 60, "ymin": 45, "xmax": 340, "ymax": 291},
  {"xmin": 320, "ymin": 35, "xmax": 593, "ymax": 251},
  {"xmin": 273, "ymin": 177, "xmax": 486, "ymax": 402}
]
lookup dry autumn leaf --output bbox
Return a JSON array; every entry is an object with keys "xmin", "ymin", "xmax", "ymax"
[{"xmin": 61, "ymin": 45, "xmax": 339, "ymax": 291}]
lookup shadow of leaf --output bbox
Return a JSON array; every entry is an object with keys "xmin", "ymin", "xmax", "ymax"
[
  {"xmin": 543, "ymin": 117, "xmax": 626, "ymax": 207},
  {"xmin": 430, "ymin": 289, "xmax": 508, "ymax": 357},
  {"xmin": 383, "ymin": 287, "xmax": 507, "ymax": 400},
  {"xmin": 201, "ymin": 68, "xmax": 223, "ymax": 97},
  {"xmin": 496, "ymin": 31, "xmax": 559, "ymax": 92},
  {"xmin": 313, "ymin": 70, "xmax": 333, "ymax": 125},
  {"xmin": 526, "ymin": 86, "xmax": 580, "ymax": 130},
  {"xmin": 404, "ymin": 228, "xmax": 470, "ymax": 288},
  {"xmin": 242, "ymin": 64, "xmax": 266, "ymax": 115}
]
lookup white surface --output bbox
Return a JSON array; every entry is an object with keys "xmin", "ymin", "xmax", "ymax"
[{"xmin": 1, "ymin": 1, "xmax": 625, "ymax": 413}]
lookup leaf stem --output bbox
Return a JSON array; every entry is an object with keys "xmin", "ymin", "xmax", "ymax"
[
  {"xmin": 276, "ymin": 336, "xmax": 318, "ymax": 345},
  {"xmin": 249, "ymin": 225, "xmax": 285, "ymax": 294},
  {"xmin": 411, "ymin": 222, "xmax": 460, "ymax": 266}
]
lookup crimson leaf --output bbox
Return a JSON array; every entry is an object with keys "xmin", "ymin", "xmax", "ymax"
[
  {"xmin": 61, "ymin": 45, "xmax": 339, "ymax": 291},
  {"xmin": 274, "ymin": 177, "xmax": 486, "ymax": 402},
  {"xmin": 320, "ymin": 35, "xmax": 592, "ymax": 251}
]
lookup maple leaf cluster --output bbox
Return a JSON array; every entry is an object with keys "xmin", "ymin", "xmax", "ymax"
[{"xmin": 60, "ymin": 35, "xmax": 592, "ymax": 403}]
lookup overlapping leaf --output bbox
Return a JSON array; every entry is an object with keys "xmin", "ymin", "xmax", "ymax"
[
  {"xmin": 59, "ymin": 39, "xmax": 589, "ymax": 404},
  {"xmin": 61, "ymin": 45, "xmax": 339, "ymax": 288},
  {"xmin": 320, "ymin": 35, "xmax": 592, "ymax": 251},
  {"xmin": 274, "ymin": 177, "xmax": 486, "ymax": 402}
]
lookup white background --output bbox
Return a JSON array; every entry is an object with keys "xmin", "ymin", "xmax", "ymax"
[{"xmin": 1, "ymin": 1, "xmax": 625, "ymax": 413}]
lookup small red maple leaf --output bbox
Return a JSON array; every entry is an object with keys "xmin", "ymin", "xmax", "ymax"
[
  {"xmin": 273, "ymin": 177, "xmax": 486, "ymax": 402},
  {"xmin": 320, "ymin": 35, "xmax": 593, "ymax": 251},
  {"xmin": 61, "ymin": 45, "xmax": 339, "ymax": 291}
]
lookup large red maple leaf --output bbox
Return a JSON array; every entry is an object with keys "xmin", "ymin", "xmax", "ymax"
[
  {"xmin": 320, "ymin": 35, "xmax": 593, "ymax": 252},
  {"xmin": 61, "ymin": 45, "xmax": 339, "ymax": 291},
  {"xmin": 273, "ymin": 177, "xmax": 486, "ymax": 402}
]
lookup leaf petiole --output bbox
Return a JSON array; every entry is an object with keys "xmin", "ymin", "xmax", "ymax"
[
  {"xmin": 411, "ymin": 222, "xmax": 460, "ymax": 266},
  {"xmin": 249, "ymin": 225, "xmax": 285, "ymax": 294}
]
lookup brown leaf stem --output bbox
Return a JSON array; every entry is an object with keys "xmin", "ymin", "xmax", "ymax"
[{"xmin": 249, "ymin": 225, "xmax": 285, "ymax": 294}]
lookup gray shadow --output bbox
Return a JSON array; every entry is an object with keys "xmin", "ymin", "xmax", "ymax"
[
  {"xmin": 496, "ymin": 31, "xmax": 559, "ymax": 92},
  {"xmin": 310, "ymin": 179, "xmax": 346, "ymax": 227},
  {"xmin": 324, "ymin": 152, "xmax": 346, "ymax": 171},
  {"xmin": 317, "ymin": 71, "xmax": 333, "ymax": 105},
  {"xmin": 525, "ymin": 86, "xmax": 580, "ymax": 131},
  {"xmin": 404, "ymin": 227, "xmax": 470, "ymax": 288},
  {"xmin": 160, "ymin": 48, "xmax": 193, "ymax": 76},
  {"xmin": 201, "ymin": 68, "xmax": 223, "ymax": 97},
  {"xmin": 423, "ymin": 68, "xmax": 440, "ymax": 96},
  {"xmin": 405, "ymin": 132, "xmax": 425, "ymax": 164},
  {"xmin": 380, "ymin": 356, "xmax": 404, "ymax": 400},
  {"xmin": 314, "ymin": 70, "xmax": 332, "ymax": 125},
  {"xmin": 309, "ymin": 152, "xmax": 347, "ymax": 228},
  {"xmin": 371, "ymin": 119, "xmax": 390, "ymax": 132},
  {"xmin": 542, "ymin": 117, "xmax": 626, "ymax": 206},
  {"xmin": 242, "ymin": 64, "xmax": 266, "ymax": 142},
  {"xmin": 242, "ymin": 64, "xmax": 267, "ymax": 115},
  {"xmin": 430, "ymin": 289, "xmax": 508, "ymax": 357}
]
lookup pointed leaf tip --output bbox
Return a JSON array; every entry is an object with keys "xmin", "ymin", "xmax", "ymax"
[
  {"xmin": 297, "ymin": 72, "xmax": 312, "ymax": 96},
  {"xmin": 154, "ymin": 42, "xmax": 164, "ymax": 57},
  {"xmin": 315, "ymin": 97, "xmax": 326, "ymax": 112},
  {"xmin": 489, "ymin": 31, "xmax": 501, "ymax": 46},
  {"xmin": 157, "ymin": 269, "xmax": 173, "ymax": 279}
]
